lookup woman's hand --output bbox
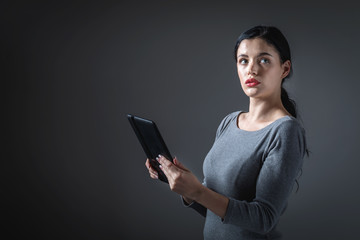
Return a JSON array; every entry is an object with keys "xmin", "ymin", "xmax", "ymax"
[
  {"xmin": 156, "ymin": 155, "xmax": 204, "ymax": 201},
  {"xmin": 145, "ymin": 158, "xmax": 159, "ymax": 179},
  {"xmin": 146, "ymin": 155, "xmax": 229, "ymax": 219}
]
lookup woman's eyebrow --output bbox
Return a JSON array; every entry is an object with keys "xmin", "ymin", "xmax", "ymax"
[
  {"xmin": 258, "ymin": 52, "xmax": 273, "ymax": 57},
  {"xmin": 237, "ymin": 52, "xmax": 273, "ymax": 59}
]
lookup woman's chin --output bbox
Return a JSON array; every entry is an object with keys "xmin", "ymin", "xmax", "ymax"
[{"xmin": 244, "ymin": 88, "xmax": 261, "ymax": 97}]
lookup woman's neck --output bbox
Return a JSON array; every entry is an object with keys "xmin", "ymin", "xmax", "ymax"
[{"xmin": 246, "ymin": 96, "xmax": 289, "ymax": 123}]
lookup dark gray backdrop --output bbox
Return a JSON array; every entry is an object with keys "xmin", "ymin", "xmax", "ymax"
[{"xmin": 3, "ymin": 1, "xmax": 360, "ymax": 239}]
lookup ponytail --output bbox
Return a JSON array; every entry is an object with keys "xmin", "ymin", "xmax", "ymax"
[
  {"xmin": 281, "ymin": 86, "xmax": 297, "ymax": 118},
  {"xmin": 283, "ymin": 87, "xmax": 305, "ymax": 192},
  {"xmin": 281, "ymin": 85, "xmax": 310, "ymax": 160}
]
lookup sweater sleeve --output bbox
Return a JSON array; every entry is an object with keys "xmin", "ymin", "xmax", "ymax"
[
  {"xmin": 181, "ymin": 178, "xmax": 208, "ymax": 217},
  {"xmin": 222, "ymin": 120, "xmax": 306, "ymax": 234}
]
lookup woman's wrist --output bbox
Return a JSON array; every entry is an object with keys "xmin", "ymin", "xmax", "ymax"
[
  {"xmin": 191, "ymin": 185, "xmax": 229, "ymax": 219},
  {"xmin": 192, "ymin": 184, "xmax": 206, "ymax": 202},
  {"xmin": 183, "ymin": 183, "xmax": 205, "ymax": 204}
]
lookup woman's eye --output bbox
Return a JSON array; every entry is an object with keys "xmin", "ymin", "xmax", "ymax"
[
  {"xmin": 239, "ymin": 59, "xmax": 248, "ymax": 64},
  {"xmin": 260, "ymin": 58, "xmax": 269, "ymax": 64}
]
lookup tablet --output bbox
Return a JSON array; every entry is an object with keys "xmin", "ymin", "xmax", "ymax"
[{"xmin": 127, "ymin": 114, "xmax": 173, "ymax": 183}]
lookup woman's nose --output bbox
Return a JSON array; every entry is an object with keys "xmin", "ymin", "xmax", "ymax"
[{"xmin": 247, "ymin": 61, "xmax": 258, "ymax": 75}]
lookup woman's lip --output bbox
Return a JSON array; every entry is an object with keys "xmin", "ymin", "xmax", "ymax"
[
  {"xmin": 246, "ymin": 82, "xmax": 260, "ymax": 87},
  {"xmin": 245, "ymin": 78, "xmax": 260, "ymax": 87}
]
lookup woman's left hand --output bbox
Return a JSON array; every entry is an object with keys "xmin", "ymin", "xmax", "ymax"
[{"xmin": 157, "ymin": 155, "xmax": 203, "ymax": 200}]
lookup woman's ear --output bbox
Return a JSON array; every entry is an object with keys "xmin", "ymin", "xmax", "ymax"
[{"xmin": 281, "ymin": 60, "xmax": 291, "ymax": 79}]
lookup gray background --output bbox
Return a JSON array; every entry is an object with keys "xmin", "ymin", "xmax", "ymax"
[{"xmin": 3, "ymin": 1, "xmax": 360, "ymax": 239}]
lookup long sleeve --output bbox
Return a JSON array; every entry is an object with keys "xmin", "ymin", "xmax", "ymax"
[
  {"xmin": 181, "ymin": 180, "xmax": 207, "ymax": 217},
  {"xmin": 181, "ymin": 197, "xmax": 207, "ymax": 218},
  {"xmin": 221, "ymin": 120, "xmax": 306, "ymax": 234}
]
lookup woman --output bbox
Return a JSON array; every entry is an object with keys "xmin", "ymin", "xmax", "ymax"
[{"xmin": 145, "ymin": 25, "xmax": 307, "ymax": 240}]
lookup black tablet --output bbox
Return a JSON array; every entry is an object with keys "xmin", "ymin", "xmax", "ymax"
[{"xmin": 127, "ymin": 114, "xmax": 173, "ymax": 183}]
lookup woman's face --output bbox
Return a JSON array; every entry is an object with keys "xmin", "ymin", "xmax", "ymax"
[{"xmin": 236, "ymin": 37, "xmax": 290, "ymax": 100}]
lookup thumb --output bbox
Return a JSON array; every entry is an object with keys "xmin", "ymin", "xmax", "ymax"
[{"xmin": 173, "ymin": 157, "xmax": 189, "ymax": 171}]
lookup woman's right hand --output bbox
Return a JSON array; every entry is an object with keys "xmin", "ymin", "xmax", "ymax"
[
  {"xmin": 145, "ymin": 157, "xmax": 194, "ymax": 204},
  {"xmin": 145, "ymin": 158, "xmax": 158, "ymax": 179}
]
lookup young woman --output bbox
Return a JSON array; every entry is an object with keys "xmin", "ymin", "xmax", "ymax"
[{"xmin": 145, "ymin": 25, "xmax": 307, "ymax": 240}]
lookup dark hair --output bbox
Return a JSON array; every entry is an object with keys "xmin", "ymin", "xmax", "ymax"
[{"xmin": 234, "ymin": 25, "xmax": 297, "ymax": 118}]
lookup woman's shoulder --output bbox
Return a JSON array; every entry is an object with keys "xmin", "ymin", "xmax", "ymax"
[
  {"xmin": 267, "ymin": 116, "xmax": 308, "ymax": 157},
  {"xmin": 215, "ymin": 111, "xmax": 242, "ymax": 138},
  {"xmin": 270, "ymin": 115, "xmax": 306, "ymax": 139},
  {"xmin": 222, "ymin": 111, "xmax": 242, "ymax": 122},
  {"xmin": 273, "ymin": 115, "xmax": 303, "ymax": 129},
  {"xmin": 220, "ymin": 110, "xmax": 243, "ymax": 127}
]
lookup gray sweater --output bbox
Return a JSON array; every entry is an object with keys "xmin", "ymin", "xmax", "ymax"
[{"xmin": 184, "ymin": 111, "xmax": 306, "ymax": 240}]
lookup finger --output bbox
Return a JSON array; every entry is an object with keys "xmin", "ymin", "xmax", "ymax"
[
  {"xmin": 157, "ymin": 155, "xmax": 173, "ymax": 168},
  {"xmin": 156, "ymin": 155, "xmax": 171, "ymax": 178},
  {"xmin": 150, "ymin": 171, "xmax": 158, "ymax": 179},
  {"xmin": 149, "ymin": 166, "xmax": 158, "ymax": 176},
  {"xmin": 157, "ymin": 155, "xmax": 179, "ymax": 181},
  {"xmin": 173, "ymin": 157, "xmax": 189, "ymax": 171},
  {"xmin": 159, "ymin": 162, "xmax": 171, "ymax": 180},
  {"xmin": 145, "ymin": 159, "xmax": 159, "ymax": 178},
  {"xmin": 145, "ymin": 158, "xmax": 156, "ymax": 170},
  {"xmin": 145, "ymin": 159, "xmax": 150, "ymax": 170},
  {"xmin": 148, "ymin": 163, "xmax": 159, "ymax": 177}
]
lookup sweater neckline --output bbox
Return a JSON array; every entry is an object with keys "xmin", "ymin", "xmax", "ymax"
[{"xmin": 234, "ymin": 111, "xmax": 292, "ymax": 134}]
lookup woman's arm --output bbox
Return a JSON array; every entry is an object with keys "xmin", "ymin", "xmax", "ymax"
[
  {"xmin": 157, "ymin": 155, "xmax": 229, "ymax": 219},
  {"xmin": 193, "ymin": 184, "xmax": 229, "ymax": 219},
  {"xmin": 158, "ymin": 119, "xmax": 306, "ymax": 234}
]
